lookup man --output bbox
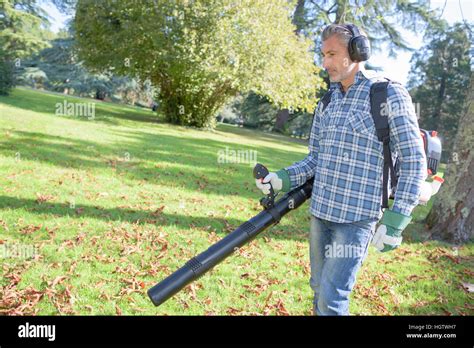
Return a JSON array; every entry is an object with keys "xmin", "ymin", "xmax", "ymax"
[{"xmin": 255, "ymin": 24, "xmax": 427, "ymax": 315}]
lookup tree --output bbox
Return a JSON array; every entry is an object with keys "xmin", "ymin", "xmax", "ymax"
[
  {"xmin": 273, "ymin": 0, "xmax": 307, "ymax": 133},
  {"xmin": 271, "ymin": 0, "xmax": 440, "ymax": 132},
  {"xmin": 407, "ymin": 23, "xmax": 472, "ymax": 160},
  {"xmin": 15, "ymin": 34, "xmax": 157, "ymax": 103},
  {"xmin": 15, "ymin": 37, "xmax": 75, "ymax": 89},
  {"xmin": 304, "ymin": 0, "xmax": 439, "ymax": 56},
  {"xmin": 0, "ymin": 0, "xmax": 53, "ymax": 94},
  {"xmin": 425, "ymin": 76, "xmax": 473, "ymax": 244},
  {"xmin": 74, "ymin": 0, "xmax": 324, "ymax": 128},
  {"xmin": 233, "ymin": 92, "xmax": 279, "ymax": 129},
  {"xmin": 0, "ymin": 0, "xmax": 53, "ymax": 58}
]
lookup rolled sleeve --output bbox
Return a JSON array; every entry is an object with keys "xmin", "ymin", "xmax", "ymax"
[{"xmin": 387, "ymin": 84, "xmax": 427, "ymax": 216}]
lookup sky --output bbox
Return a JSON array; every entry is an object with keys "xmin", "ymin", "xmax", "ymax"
[
  {"xmin": 42, "ymin": 0, "xmax": 473, "ymax": 86},
  {"xmin": 368, "ymin": 0, "xmax": 473, "ymax": 84}
]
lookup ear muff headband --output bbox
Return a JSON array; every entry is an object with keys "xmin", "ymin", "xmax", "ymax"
[{"xmin": 344, "ymin": 23, "xmax": 371, "ymax": 62}]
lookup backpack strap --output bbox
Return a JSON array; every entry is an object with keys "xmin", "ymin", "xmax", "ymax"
[
  {"xmin": 310, "ymin": 89, "xmax": 333, "ymax": 132},
  {"xmin": 320, "ymin": 89, "xmax": 334, "ymax": 113},
  {"xmin": 370, "ymin": 80, "xmax": 398, "ymax": 209}
]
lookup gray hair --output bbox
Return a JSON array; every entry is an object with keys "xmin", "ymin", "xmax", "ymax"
[{"xmin": 321, "ymin": 24, "xmax": 353, "ymax": 46}]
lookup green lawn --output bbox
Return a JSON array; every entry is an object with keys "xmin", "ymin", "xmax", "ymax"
[{"xmin": 0, "ymin": 87, "xmax": 472, "ymax": 315}]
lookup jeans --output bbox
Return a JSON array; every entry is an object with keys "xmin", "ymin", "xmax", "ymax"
[{"xmin": 309, "ymin": 215, "xmax": 378, "ymax": 316}]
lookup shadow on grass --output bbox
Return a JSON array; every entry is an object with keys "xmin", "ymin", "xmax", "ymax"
[
  {"xmin": 0, "ymin": 195, "xmax": 308, "ymax": 243},
  {"xmin": 0, "ymin": 87, "xmax": 309, "ymax": 238},
  {"xmin": 0, "ymin": 129, "xmax": 303, "ymax": 200},
  {"xmin": 215, "ymin": 123, "xmax": 309, "ymax": 147}
]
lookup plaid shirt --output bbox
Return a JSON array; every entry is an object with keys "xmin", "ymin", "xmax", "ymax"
[{"xmin": 285, "ymin": 70, "xmax": 427, "ymax": 223}]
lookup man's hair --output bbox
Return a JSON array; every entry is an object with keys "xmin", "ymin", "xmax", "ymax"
[{"xmin": 321, "ymin": 24, "xmax": 367, "ymax": 46}]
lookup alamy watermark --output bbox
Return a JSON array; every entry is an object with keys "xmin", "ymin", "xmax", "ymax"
[
  {"xmin": 0, "ymin": 243, "xmax": 39, "ymax": 259},
  {"xmin": 18, "ymin": 322, "xmax": 55, "ymax": 341},
  {"xmin": 324, "ymin": 242, "xmax": 365, "ymax": 258},
  {"xmin": 381, "ymin": 100, "xmax": 421, "ymax": 119},
  {"xmin": 217, "ymin": 146, "xmax": 257, "ymax": 166},
  {"xmin": 55, "ymin": 100, "xmax": 95, "ymax": 120}
]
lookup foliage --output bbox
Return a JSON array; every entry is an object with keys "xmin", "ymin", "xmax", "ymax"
[
  {"xmin": 299, "ymin": 0, "xmax": 441, "ymax": 57},
  {"xmin": 74, "ymin": 0, "xmax": 324, "ymax": 128},
  {"xmin": 0, "ymin": 0, "xmax": 53, "ymax": 59},
  {"xmin": 0, "ymin": 0, "xmax": 55, "ymax": 94},
  {"xmin": 15, "ymin": 37, "xmax": 157, "ymax": 104},
  {"xmin": 407, "ymin": 22, "xmax": 472, "ymax": 159}
]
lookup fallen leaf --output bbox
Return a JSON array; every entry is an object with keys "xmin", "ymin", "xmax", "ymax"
[
  {"xmin": 19, "ymin": 224, "xmax": 42, "ymax": 234},
  {"xmin": 49, "ymin": 275, "xmax": 68, "ymax": 288},
  {"xmin": 35, "ymin": 193, "xmax": 55, "ymax": 204}
]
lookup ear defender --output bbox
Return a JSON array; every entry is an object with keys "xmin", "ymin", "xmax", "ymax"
[{"xmin": 344, "ymin": 24, "xmax": 371, "ymax": 62}]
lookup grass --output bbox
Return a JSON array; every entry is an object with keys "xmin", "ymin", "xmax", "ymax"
[{"xmin": 0, "ymin": 87, "xmax": 472, "ymax": 315}]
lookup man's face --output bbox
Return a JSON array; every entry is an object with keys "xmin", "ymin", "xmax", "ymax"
[{"xmin": 321, "ymin": 35, "xmax": 356, "ymax": 83}]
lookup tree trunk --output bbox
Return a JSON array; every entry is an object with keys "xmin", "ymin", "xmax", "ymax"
[
  {"xmin": 274, "ymin": 108, "xmax": 290, "ymax": 133},
  {"xmin": 432, "ymin": 71, "xmax": 446, "ymax": 124},
  {"xmin": 425, "ymin": 76, "xmax": 474, "ymax": 244},
  {"xmin": 273, "ymin": 0, "xmax": 305, "ymax": 133},
  {"xmin": 335, "ymin": 0, "xmax": 347, "ymax": 24}
]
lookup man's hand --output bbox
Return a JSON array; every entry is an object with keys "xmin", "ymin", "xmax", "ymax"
[
  {"xmin": 255, "ymin": 172, "xmax": 283, "ymax": 195},
  {"xmin": 371, "ymin": 210, "xmax": 412, "ymax": 252}
]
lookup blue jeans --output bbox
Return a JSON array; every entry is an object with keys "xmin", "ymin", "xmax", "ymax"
[{"xmin": 309, "ymin": 215, "xmax": 378, "ymax": 316}]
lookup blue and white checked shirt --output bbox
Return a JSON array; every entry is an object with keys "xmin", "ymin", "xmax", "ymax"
[{"xmin": 285, "ymin": 70, "xmax": 427, "ymax": 223}]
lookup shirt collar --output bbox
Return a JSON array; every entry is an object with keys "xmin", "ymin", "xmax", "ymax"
[{"xmin": 329, "ymin": 69, "xmax": 378, "ymax": 92}]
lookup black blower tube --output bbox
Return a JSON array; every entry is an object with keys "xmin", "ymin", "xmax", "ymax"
[{"xmin": 147, "ymin": 177, "xmax": 313, "ymax": 307}]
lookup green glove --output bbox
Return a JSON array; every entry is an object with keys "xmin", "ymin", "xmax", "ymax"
[
  {"xmin": 371, "ymin": 210, "xmax": 412, "ymax": 252},
  {"xmin": 275, "ymin": 169, "xmax": 291, "ymax": 192},
  {"xmin": 255, "ymin": 169, "xmax": 290, "ymax": 194}
]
